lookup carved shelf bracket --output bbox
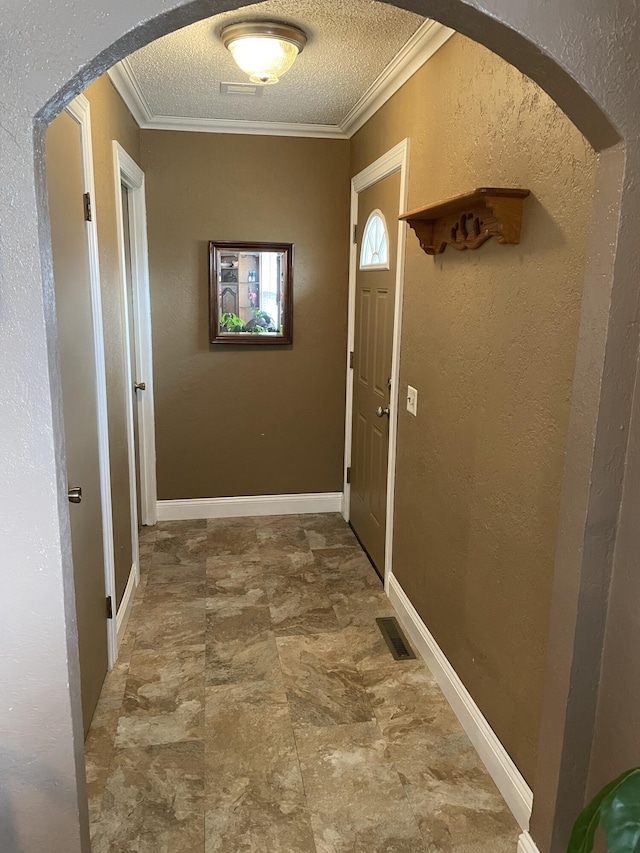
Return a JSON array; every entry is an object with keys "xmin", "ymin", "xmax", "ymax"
[{"xmin": 399, "ymin": 187, "xmax": 530, "ymax": 255}]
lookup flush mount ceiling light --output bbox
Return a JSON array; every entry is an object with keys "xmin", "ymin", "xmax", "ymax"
[{"xmin": 220, "ymin": 21, "xmax": 307, "ymax": 85}]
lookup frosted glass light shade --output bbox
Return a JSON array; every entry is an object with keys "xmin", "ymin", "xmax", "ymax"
[
  {"xmin": 228, "ymin": 37, "xmax": 298, "ymax": 84},
  {"xmin": 221, "ymin": 22, "xmax": 307, "ymax": 85}
]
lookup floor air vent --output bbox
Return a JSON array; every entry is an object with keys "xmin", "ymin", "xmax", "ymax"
[{"xmin": 376, "ymin": 617, "xmax": 416, "ymax": 660}]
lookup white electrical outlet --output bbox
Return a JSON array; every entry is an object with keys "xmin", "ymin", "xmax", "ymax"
[{"xmin": 407, "ymin": 385, "xmax": 418, "ymax": 416}]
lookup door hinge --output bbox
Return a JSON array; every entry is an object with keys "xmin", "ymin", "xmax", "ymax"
[
  {"xmin": 349, "ymin": 351, "xmax": 354, "ymax": 369},
  {"xmin": 346, "ymin": 466, "xmax": 351, "ymax": 484},
  {"xmin": 83, "ymin": 192, "xmax": 92, "ymax": 222},
  {"xmin": 106, "ymin": 595, "xmax": 113, "ymax": 619},
  {"xmin": 353, "ymin": 224, "xmax": 357, "ymax": 243}
]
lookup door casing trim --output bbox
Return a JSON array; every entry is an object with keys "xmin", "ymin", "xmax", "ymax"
[
  {"xmin": 65, "ymin": 94, "xmax": 118, "ymax": 667},
  {"xmin": 343, "ymin": 138, "xmax": 410, "ymax": 592},
  {"xmin": 113, "ymin": 141, "xmax": 158, "ymax": 545}
]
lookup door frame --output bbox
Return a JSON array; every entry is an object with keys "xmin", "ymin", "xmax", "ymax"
[
  {"xmin": 65, "ymin": 94, "xmax": 119, "ymax": 666},
  {"xmin": 113, "ymin": 141, "xmax": 158, "ymax": 545},
  {"xmin": 343, "ymin": 138, "xmax": 410, "ymax": 592}
]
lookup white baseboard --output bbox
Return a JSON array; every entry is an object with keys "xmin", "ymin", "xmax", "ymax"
[
  {"xmin": 517, "ymin": 831, "xmax": 541, "ymax": 853},
  {"xmin": 388, "ymin": 573, "xmax": 533, "ymax": 831},
  {"xmin": 156, "ymin": 492, "xmax": 344, "ymax": 521},
  {"xmin": 116, "ymin": 563, "xmax": 138, "ymax": 650}
]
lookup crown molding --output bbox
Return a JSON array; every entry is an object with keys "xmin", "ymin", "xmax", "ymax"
[
  {"xmin": 340, "ymin": 20, "xmax": 454, "ymax": 136},
  {"xmin": 107, "ymin": 20, "xmax": 454, "ymax": 140},
  {"xmin": 107, "ymin": 58, "xmax": 154, "ymax": 126},
  {"xmin": 137, "ymin": 114, "xmax": 349, "ymax": 139}
]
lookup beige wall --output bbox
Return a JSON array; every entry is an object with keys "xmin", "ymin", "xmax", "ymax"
[
  {"xmin": 84, "ymin": 76, "xmax": 141, "ymax": 605},
  {"xmin": 351, "ymin": 33, "xmax": 596, "ymax": 785},
  {"xmin": 140, "ymin": 131, "xmax": 350, "ymax": 500}
]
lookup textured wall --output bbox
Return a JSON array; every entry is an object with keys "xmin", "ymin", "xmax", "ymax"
[
  {"xmin": 588, "ymin": 381, "xmax": 640, "ymax": 798},
  {"xmin": 0, "ymin": 0, "xmax": 638, "ymax": 851},
  {"xmin": 141, "ymin": 130, "xmax": 350, "ymax": 500},
  {"xmin": 83, "ymin": 75, "xmax": 141, "ymax": 606},
  {"xmin": 351, "ymin": 33, "xmax": 596, "ymax": 786}
]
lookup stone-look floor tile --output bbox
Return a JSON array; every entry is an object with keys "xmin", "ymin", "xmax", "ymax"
[
  {"xmin": 205, "ymin": 807, "xmax": 252, "ymax": 853},
  {"xmin": 115, "ymin": 645, "xmax": 205, "ymax": 748},
  {"xmin": 205, "ymin": 801, "xmax": 317, "ymax": 853},
  {"xmin": 147, "ymin": 561, "xmax": 206, "ymax": 586},
  {"xmin": 207, "ymin": 555, "xmax": 265, "ymax": 604},
  {"xmin": 135, "ymin": 597, "xmax": 205, "ymax": 650},
  {"xmin": 251, "ymin": 802, "xmax": 317, "ymax": 853},
  {"xmin": 205, "ymin": 596, "xmax": 272, "ymax": 636},
  {"xmin": 266, "ymin": 571, "xmax": 342, "ymax": 636},
  {"xmin": 388, "ymin": 734, "xmax": 519, "ymax": 852},
  {"xmin": 85, "ymin": 698, "xmax": 121, "ymax": 824},
  {"xmin": 296, "ymin": 721, "xmax": 426, "ymax": 853},
  {"xmin": 260, "ymin": 550, "xmax": 316, "ymax": 577},
  {"xmin": 98, "ymin": 658, "xmax": 131, "ymax": 701},
  {"xmin": 92, "ymin": 741, "xmax": 205, "ymax": 853},
  {"xmin": 142, "ymin": 578, "xmax": 205, "ymax": 606},
  {"xmin": 331, "ymin": 585, "xmax": 396, "ymax": 629},
  {"xmin": 300, "ymin": 513, "xmax": 359, "ymax": 550},
  {"xmin": 138, "ymin": 557, "xmax": 152, "ymax": 587},
  {"xmin": 207, "ymin": 517, "xmax": 259, "ymax": 556},
  {"xmin": 156, "ymin": 519, "xmax": 207, "ymax": 534},
  {"xmin": 138, "ymin": 540, "xmax": 155, "ymax": 561},
  {"xmin": 206, "ymin": 598, "xmax": 280, "ymax": 685},
  {"xmin": 206, "ymin": 628, "xmax": 280, "ymax": 686},
  {"xmin": 312, "ymin": 547, "xmax": 381, "ymax": 599},
  {"xmin": 277, "ymin": 633, "xmax": 373, "ymax": 728},
  {"xmin": 85, "ymin": 516, "xmax": 520, "ymax": 853},
  {"xmin": 360, "ymin": 663, "xmax": 520, "ymax": 852},
  {"xmin": 341, "ymin": 622, "xmax": 400, "ymax": 671},
  {"xmin": 153, "ymin": 521, "xmax": 209, "ymax": 566},
  {"xmin": 205, "ymin": 681, "xmax": 304, "ymax": 813},
  {"xmin": 139, "ymin": 524, "xmax": 158, "ymax": 544},
  {"xmin": 122, "ymin": 592, "xmax": 147, "ymax": 648},
  {"xmin": 361, "ymin": 662, "xmax": 454, "ymax": 746},
  {"xmin": 255, "ymin": 514, "xmax": 309, "ymax": 553}
]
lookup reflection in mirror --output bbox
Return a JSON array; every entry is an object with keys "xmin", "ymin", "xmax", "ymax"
[{"xmin": 209, "ymin": 241, "xmax": 293, "ymax": 345}]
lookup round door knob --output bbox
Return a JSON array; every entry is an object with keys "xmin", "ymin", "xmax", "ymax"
[{"xmin": 375, "ymin": 406, "xmax": 390, "ymax": 418}]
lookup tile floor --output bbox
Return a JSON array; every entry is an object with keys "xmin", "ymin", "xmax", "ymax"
[{"xmin": 86, "ymin": 513, "xmax": 520, "ymax": 852}]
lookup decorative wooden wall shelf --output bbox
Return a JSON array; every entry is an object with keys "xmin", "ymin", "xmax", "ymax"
[{"xmin": 399, "ymin": 187, "xmax": 530, "ymax": 255}]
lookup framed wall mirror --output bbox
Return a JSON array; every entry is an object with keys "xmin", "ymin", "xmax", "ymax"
[{"xmin": 209, "ymin": 241, "xmax": 294, "ymax": 345}]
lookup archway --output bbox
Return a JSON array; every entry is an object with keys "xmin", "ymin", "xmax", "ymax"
[{"xmin": 1, "ymin": 2, "xmax": 638, "ymax": 852}]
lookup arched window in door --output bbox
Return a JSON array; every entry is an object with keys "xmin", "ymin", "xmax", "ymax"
[{"xmin": 359, "ymin": 209, "xmax": 390, "ymax": 270}]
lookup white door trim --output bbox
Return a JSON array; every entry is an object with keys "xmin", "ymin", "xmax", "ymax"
[
  {"xmin": 65, "ymin": 94, "xmax": 118, "ymax": 668},
  {"xmin": 343, "ymin": 138, "xmax": 410, "ymax": 592},
  {"xmin": 113, "ymin": 142, "xmax": 158, "ymax": 546}
]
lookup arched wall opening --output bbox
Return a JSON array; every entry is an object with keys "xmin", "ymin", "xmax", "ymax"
[{"xmin": 2, "ymin": 2, "xmax": 637, "ymax": 852}]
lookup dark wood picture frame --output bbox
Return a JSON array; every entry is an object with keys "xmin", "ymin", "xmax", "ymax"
[{"xmin": 209, "ymin": 240, "xmax": 294, "ymax": 345}]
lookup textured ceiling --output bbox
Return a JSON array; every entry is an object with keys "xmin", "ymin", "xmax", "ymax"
[{"xmin": 125, "ymin": 0, "xmax": 425, "ymax": 125}]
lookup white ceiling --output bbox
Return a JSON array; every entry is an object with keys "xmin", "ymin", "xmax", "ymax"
[{"xmin": 109, "ymin": 1, "xmax": 455, "ymax": 138}]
